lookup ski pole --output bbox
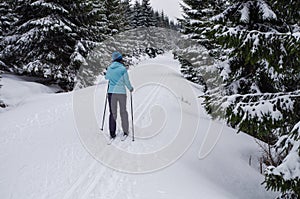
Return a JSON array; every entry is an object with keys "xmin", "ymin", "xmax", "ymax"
[
  {"xmin": 130, "ymin": 92, "xmax": 135, "ymax": 142},
  {"xmin": 100, "ymin": 82, "xmax": 109, "ymax": 131}
]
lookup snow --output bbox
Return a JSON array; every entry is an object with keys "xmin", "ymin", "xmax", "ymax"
[
  {"xmin": 31, "ymin": 0, "xmax": 69, "ymax": 14},
  {"xmin": 273, "ymin": 141, "xmax": 300, "ymax": 180},
  {"xmin": 219, "ymin": 60, "xmax": 231, "ymax": 81},
  {"xmin": 0, "ymin": 53, "xmax": 277, "ymax": 198},
  {"xmin": 258, "ymin": 0, "xmax": 277, "ymax": 20},
  {"xmin": 0, "ymin": 74, "xmax": 59, "ymax": 111},
  {"xmin": 239, "ymin": 3, "xmax": 250, "ymax": 23}
]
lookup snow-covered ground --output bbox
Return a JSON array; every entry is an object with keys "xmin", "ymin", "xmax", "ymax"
[
  {"xmin": 0, "ymin": 53, "xmax": 277, "ymax": 199},
  {"xmin": 0, "ymin": 74, "xmax": 60, "ymax": 112}
]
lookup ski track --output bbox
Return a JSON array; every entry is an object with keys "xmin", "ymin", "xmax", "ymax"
[
  {"xmin": 61, "ymin": 138, "xmax": 135, "ymax": 199},
  {"xmin": 62, "ymin": 161, "xmax": 97, "ymax": 199},
  {"xmin": 134, "ymin": 71, "xmax": 168, "ymax": 125}
]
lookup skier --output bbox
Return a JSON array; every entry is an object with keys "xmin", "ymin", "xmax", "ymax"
[{"xmin": 105, "ymin": 52, "xmax": 134, "ymax": 141}]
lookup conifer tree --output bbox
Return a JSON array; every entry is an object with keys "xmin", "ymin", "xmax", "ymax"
[
  {"xmin": 0, "ymin": 1, "xmax": 14, "ymax": 37},
  {"xmin": 0, "ymin": 0, "xmax": 17, "ymax": 57},
  {"xmin": 120, "ymin": 0, "xmax": 133, "ymax": 31},
  {"xmin": 139, "ymin": 0, "xmax": 155, "ymax": 27},
  {"xmin": 159, "ymin": 11, "xmax": 166, "ymax": 28},
  {"xmin": 181, "ymin": 0, "xmax": 300, "ymax": 197},
  {"xmin": 153, "ymin": 10, "xmax": 160, "ymax": 27},
  {"xmin": 179, "ymin": 0, "xmax": 226, "ymax": 51},
  {"xmin": 129, "ymin": 0, "xmax": 175, "ymax": 30},
  {"xmin": 0, "ymin": 0, "xmax": 107, "ymax": 90},
  {"xmin": 87, "ymin": 0, "xmax": 109, "ymax": 41},
  {"xmin": 131, "ymin": 0, "xmax": 140, "ymax": 28},
  {"xmin": 103, "ymin": 0, "xmax": 123, "ymax": 35}
]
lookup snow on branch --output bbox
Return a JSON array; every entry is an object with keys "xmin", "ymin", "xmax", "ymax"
[
  {"xmin": 18, "ymin": 17, "xmax": 73, "ymax": 32},
  {"xmin": 239, "ymin": 2, "xmax": 250, "ymax": 23},
  {"xmin": 31, "ymin": 0, "xmax": 69, "ymax": 14},
  {"xmin": 206, "ymin": 89, "xmax": 300, "ymax": 126},
  {"xmin": 257, "ymin": 0, "xmax": 277, "ymax": 21},
  {"xmin": 265, "ymin": 121, "xmax": 300, "ymax": 196},
  {"xmin": 267, "ymin": 122, "xmax": 300, "ymax": 178}
]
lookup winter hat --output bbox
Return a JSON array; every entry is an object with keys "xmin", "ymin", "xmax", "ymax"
[{"xmin": 112, "ymin": 51, "xmax": 122, "ymax": 61}]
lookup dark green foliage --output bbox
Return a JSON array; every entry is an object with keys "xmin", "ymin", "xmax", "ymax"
[
  {"xmin": 265, "ymin": 172, "xmax": 300, "ymax": 198},
  {"xmin": 269, "ymin": 0, "xmax": 300, "ymax": 27}
]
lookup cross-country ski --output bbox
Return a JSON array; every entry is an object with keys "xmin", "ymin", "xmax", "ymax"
[{"xmin": 107, "ymin": 137, "xmax": 115, "ymax": 145}]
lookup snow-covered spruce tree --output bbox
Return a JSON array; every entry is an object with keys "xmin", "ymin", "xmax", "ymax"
[
  {"xmin": 131, "ymin": 0, "xmax": 140, "ymax": 28},
  {"xmin": 88, "ymin": 0, "xmax": 109, "ymax": 42},
  {"xmin": 138, "ymin": 0, "xmax": 155, "ymax": 27},
  {"xmin": 178, "ymin": 56, "xmax": 206, "ymax": 86},
  {"xmin": 153, "ymin": 10, "xmax": 160, "ymax": 27},
  {"xmin": 169, "ymin": 20, "xmax": 178, "ymax": 30},
  {"xmin": 162, "ymin": 13, "xmax": 170, "ymax": 29},
  {"xmin": 159, "ymin": 11, "xmax": 171, "ymax": 29},
  {"xmin": 263, "ymin": 0, "xmax": 299, "ymax": 197},
  {"xmin": 0, "ymin": 1, "xmax": 13, "ymax": 38},
  {"xmin": 156, "ymin": 11, "xmax": 164, "ymax": 28},
  {"xmin": 130, "ymin": 1, "xmax": 175, "ymax": 30},
  {"xmin": 0, "ymin": 0, "xmax": 17, "ymax": 66},
  {"xmin": 179, "ymin": 0, "xmax": 226, "ymax": 52},
  {"xmin": 120, "ymin": 0, "xmax": 133, "ymax": 31},
  {"xmin": 198, "ymin": 0, "xmax": 300, "ymax": 140},
  {"xmin": 103, "ymin": 0, "xmax": 123, "ymax": 35},
  {"xmin": 0, "ymin": 0, "xmax": 107, "ymax": 90},
  {"xmin": 193, "ymin": 0, "xmax": 300, "ymax": 197},
  {"xmin": 177, "ymin": 0, "xmax": 227, "ymax": 86}
]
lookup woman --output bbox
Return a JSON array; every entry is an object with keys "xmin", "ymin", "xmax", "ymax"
[{"xmin": 105, "ymin": 52, "xmax": 134, "ymax": 141}]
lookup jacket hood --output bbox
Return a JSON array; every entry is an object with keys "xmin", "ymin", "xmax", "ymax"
[{"xmin": 110, "ymin": 61, "xmax": 123, "ymax": 69}]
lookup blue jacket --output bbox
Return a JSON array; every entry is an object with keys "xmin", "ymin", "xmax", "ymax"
[{"xmin": 105, "ymin": 61, "xmax": 133, "ymax": 94}]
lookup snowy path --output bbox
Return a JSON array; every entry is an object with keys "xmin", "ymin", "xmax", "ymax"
[{"xmin": 0, "ymin": 53, "xmax": 277, "ymax": 199}]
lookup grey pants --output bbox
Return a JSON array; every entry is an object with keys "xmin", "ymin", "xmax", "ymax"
[{"xmin": 108, "ymin": 93, "xmax": 129, "ymax": 138}]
